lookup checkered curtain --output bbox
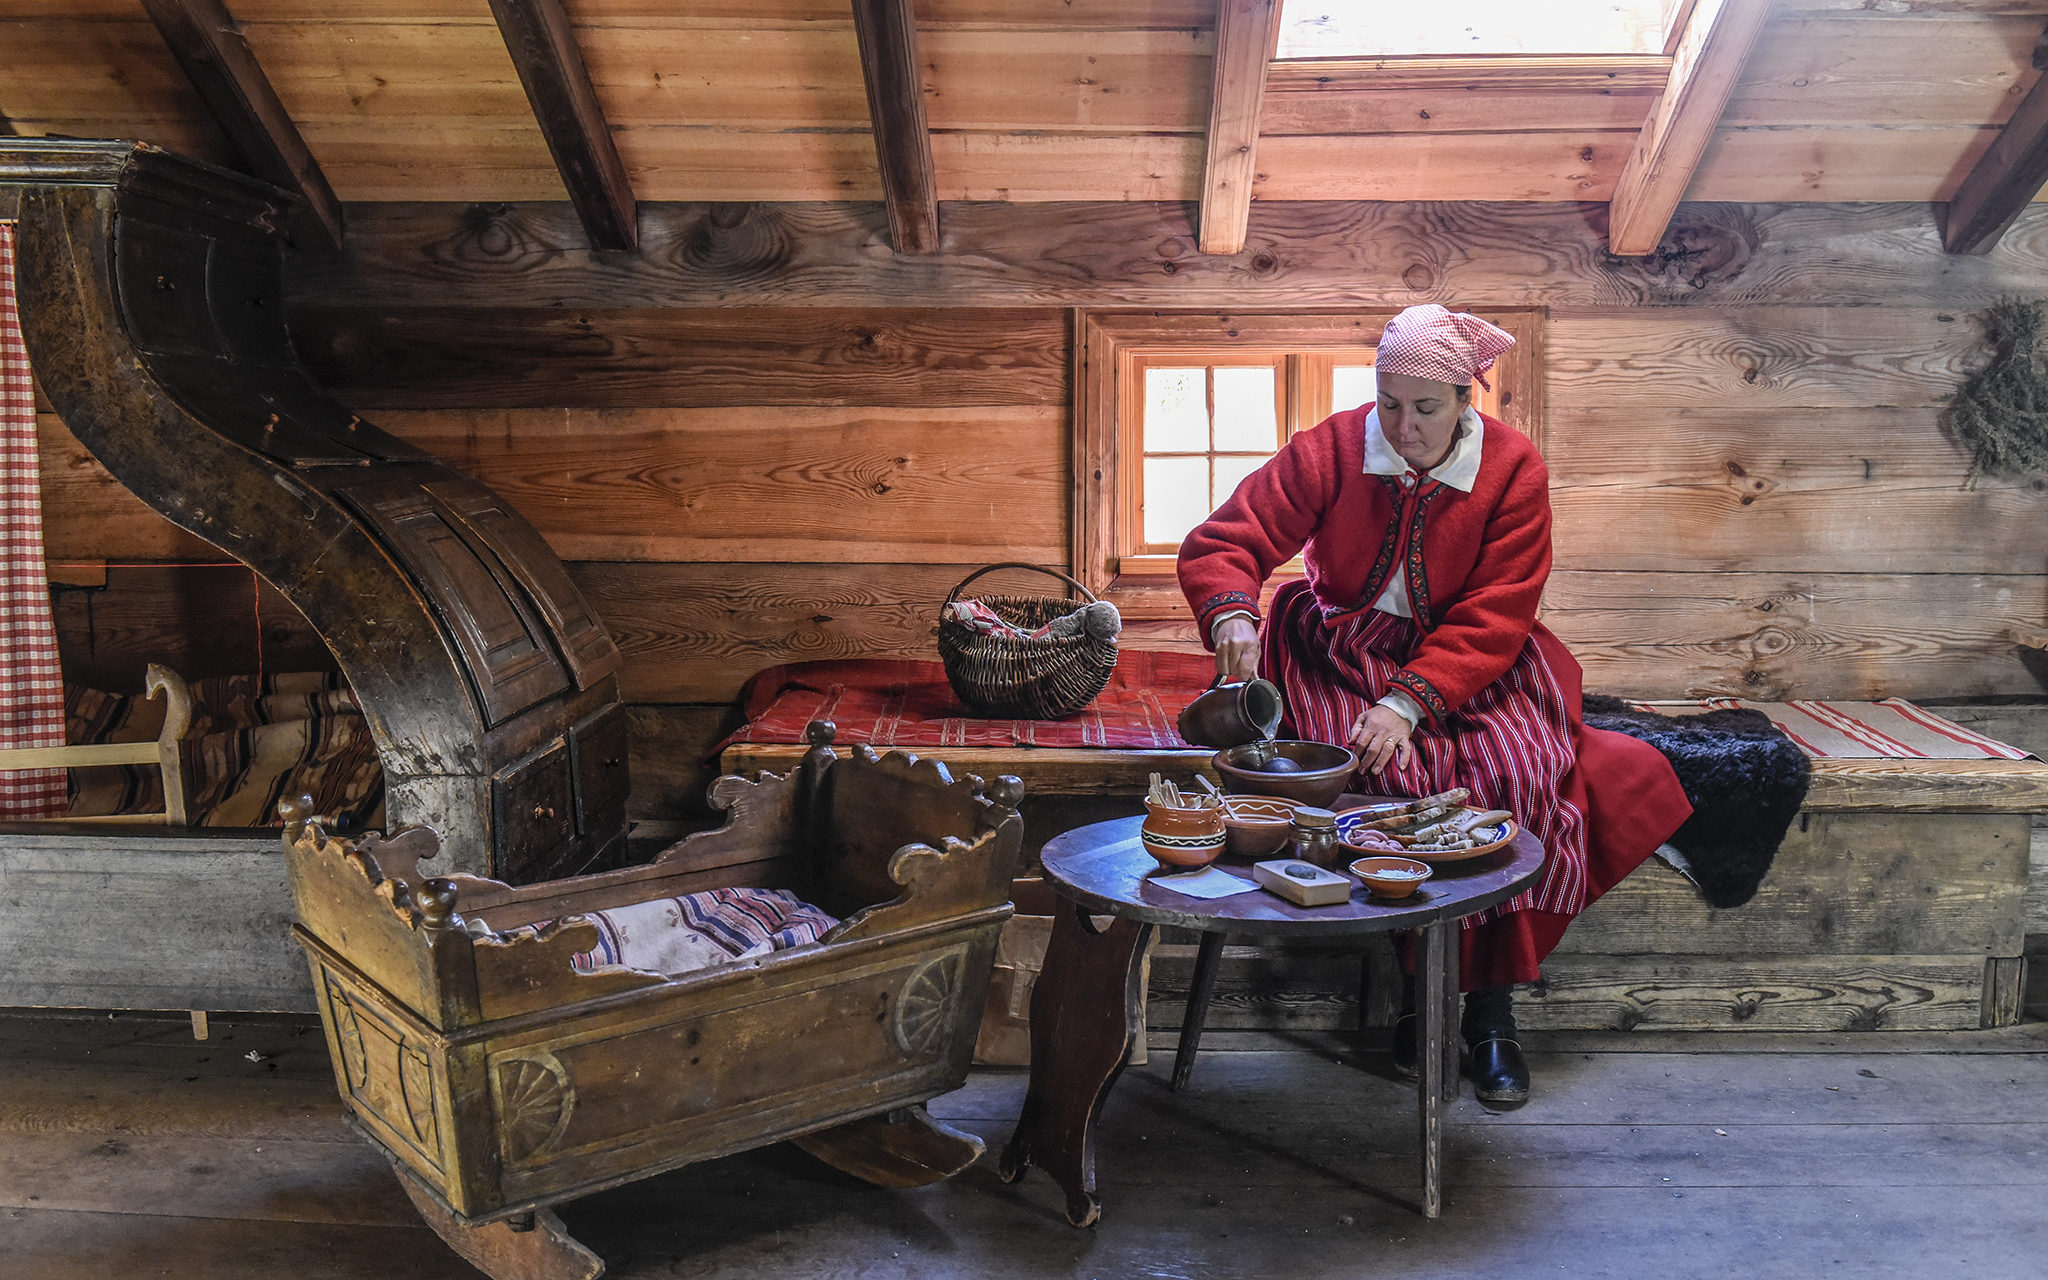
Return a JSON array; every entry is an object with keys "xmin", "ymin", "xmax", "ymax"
[{"xmin": 0, "ymin": 223, "xmax": 68, "ymax": 817}]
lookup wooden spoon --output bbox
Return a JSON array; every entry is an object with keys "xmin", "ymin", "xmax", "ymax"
[{"xmin": 1194, "ymin": 774, "xmax": 1240, "ymax": 819}]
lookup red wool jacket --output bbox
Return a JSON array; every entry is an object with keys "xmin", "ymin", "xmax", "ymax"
[{"xmin": 1177, "ymin": 406, "xmax": 1552, "ymax": 726}]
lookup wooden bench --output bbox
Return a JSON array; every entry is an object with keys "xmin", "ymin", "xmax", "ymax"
[
  {"xmin": 722, "ymin": 742, "xmax": 2048, "ymax": 1032},
  {"xmin": 0, "ymin": 664, "xmax": 196, "ymax": 826}
]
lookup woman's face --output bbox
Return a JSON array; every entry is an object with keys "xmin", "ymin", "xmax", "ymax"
[{"xmin": 1376, "ymin": 373, "xmax": 1470, "ymax": 471}]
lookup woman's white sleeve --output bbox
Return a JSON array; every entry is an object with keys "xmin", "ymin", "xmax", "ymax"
[{"xmin": 1374, "ymin": 689, "xmax": 1422, "ymax": 730}]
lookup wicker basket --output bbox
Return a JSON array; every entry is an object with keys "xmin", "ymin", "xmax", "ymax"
[{"xmin": 936, "ymin": 563, "xmax": 1118, "ymax": 720}]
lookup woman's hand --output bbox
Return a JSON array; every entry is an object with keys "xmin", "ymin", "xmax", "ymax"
[
  {"xmin": 1212, "ymin": 616, "xmax": 1261, "ymax": 682},
  {"xmin": 1350, "ymin": 704, "xmax": 1415, "ymax": 775}
]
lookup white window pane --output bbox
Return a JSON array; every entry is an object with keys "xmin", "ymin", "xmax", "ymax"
[
  {"xmin": 1213, "ymin": 455, "xmax": 1267, "ymax": 509},
  {"xmin": 1212, "ymin": 366, "xmax": 1278, "ymax": 452},
  {"xmin": 1277, "ymin": 0, "xmax": 1665, "ymax": 58},
  {"xmin": 1333, "ymin": 365, "xmax": 1377, "ymax": 413},
  {"xmin": 1143, "ymin": 367, "xmax": 1209, "ymax": 452},
  {"xmin": 1144, "ymin": 456, "xmax": 1211, "ymax": 546}
]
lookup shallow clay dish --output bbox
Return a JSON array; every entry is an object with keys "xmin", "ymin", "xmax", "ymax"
[
  {"xmin": 1220, "ymin": 795, "xmax": 1298, "ymax": 860},
  {"xmin": 1334, "ymin": 809, "xmax": 1519, "ymax": 864},
  {"xmin": 1390, "ymin": 821, "xmax": 1519, "ymax": 864},
  {"xmin": 1348, "ymin": 855, "xmax": 1434, "ymax": 899}
]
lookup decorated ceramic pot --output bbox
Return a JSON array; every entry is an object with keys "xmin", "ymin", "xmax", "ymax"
[{"xmin": 1140, "ymin": 799, "xmax": 1227, "ymax": 868}]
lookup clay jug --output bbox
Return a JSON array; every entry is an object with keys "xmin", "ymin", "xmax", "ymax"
[{"xmin": 1177, "ymin": 677, "xmax": 1285, "ymax": 748}]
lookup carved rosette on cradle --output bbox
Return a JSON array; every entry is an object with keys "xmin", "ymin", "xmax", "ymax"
[{"xmin": 281, "ymin": 730, "xmax": 1025, "ymax": 1280}]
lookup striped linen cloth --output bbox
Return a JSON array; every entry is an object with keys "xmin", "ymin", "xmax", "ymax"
[
  {"xmin": 1630, "ymin": 698, "xmax": 2034, "ymax": 760},
  {"xmin": 0, "ymin": 223, "xmax": 67, "ymax": 817}
]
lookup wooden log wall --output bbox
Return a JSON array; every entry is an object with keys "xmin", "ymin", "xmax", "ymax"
[{"xmin": 33, "ymin": 198, "xmax": 2048, "ymax": 818}]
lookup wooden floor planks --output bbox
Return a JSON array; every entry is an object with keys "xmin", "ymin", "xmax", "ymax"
[{"xmin": 3, "ymin": 1012, "xmax": 2046, "ymax": 1279}]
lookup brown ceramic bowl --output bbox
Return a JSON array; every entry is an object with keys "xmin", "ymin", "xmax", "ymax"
[
  {"xmin": 1212, "ymin": 740, "xmax": 1358, "ymax": 810},
  {"xmin": 1220, "ymin": 795, "xmax": 1298, "ymax": 860},
  {"xmin": 1349, "ymin": 855, "xmax": 1434, "ymax": 899}
]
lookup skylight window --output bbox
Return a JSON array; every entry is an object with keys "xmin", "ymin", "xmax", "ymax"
[{"xmin": 1277, "ymin": 0, "xmax": 1671, "ymax": 59}]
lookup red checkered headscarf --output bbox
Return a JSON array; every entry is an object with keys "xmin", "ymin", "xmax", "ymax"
[{"xmin": 1374, "ymin": 305, "xmax": 1515, "ymax": 391}]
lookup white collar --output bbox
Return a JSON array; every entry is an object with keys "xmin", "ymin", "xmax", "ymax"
[{"xmin": 1362, "ymin": 406, "xmax": 1484, "ymax": 492}]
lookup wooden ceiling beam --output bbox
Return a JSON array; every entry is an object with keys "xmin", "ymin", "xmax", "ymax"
[
  {"xmin": 1661, "ymin": 0, "xmax": 1702, "ymax": 58},
  {"xmin": 1940, "ymin": 29, "xmax": 2048, "ymax": 255},
  {"xmin": 1266, "ymin": 55, "xmax": 1673, "ymax": 96},
  {"xmin": 1199, "ymin": 0, "xmax": 1283, "ymax": 256},
  {"xmin": 486, "ymin": 0, "xmax": 637, "ymax": 252},
  {"xmin": 1608, "ymin": 0, "xmax": 1772, "ymax": 257},
  {"xmin": 850, "ymin": 0, "xmax": 939, "ymax": 255},
  {"xmin": 138, "ymin": 0, "xmax": 343, "ymax": 253}
]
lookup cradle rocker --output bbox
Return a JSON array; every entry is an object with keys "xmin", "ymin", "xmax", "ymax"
[{"xmin": 283, "ymin": 723, "xmax": 1024, "ymax": 1280}]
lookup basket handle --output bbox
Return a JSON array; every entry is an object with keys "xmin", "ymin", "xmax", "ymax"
[{"xmin": 942, "ymin": 562, "xmax": 1100, "ymax": 608}]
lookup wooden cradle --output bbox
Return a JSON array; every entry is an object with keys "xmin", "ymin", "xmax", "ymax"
[{"xmin": 283, "ymin": 725, "xmax": 1023, "ymax": 1280}]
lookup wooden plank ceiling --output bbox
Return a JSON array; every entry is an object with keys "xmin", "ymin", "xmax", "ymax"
[{"xmin": 5, "ymin": 0, "xmax": 2048, "ymax": 239}]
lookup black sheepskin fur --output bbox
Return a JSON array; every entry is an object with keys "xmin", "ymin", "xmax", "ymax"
[{"xmin": 1581, "ymin": 694, "xmax": 1812, "ymax": 908}]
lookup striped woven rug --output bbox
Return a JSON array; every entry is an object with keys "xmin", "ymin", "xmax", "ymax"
[{"xmin": 1630, "ymin": 698, "xmax": 2034, "ymax": 760}]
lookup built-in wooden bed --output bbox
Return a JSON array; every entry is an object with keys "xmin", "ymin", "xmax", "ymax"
[
  {"xmin": 2, "ymin": 141, "xmax": 630, "ymax": 1014},
  {"xmin": 0, "ymin": 662, "xmax": 385, "ymax": 1016}
]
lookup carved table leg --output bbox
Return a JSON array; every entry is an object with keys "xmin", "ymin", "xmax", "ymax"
[
  {"xmin": 1415, "ymin": 920, "xmax": 1458, "ymax": 1219},
  {"xmin": 794, "ymin": 1104, "xmax": 986, "ymax": 1187},
  {"xmin": 997, "ymin": 900, "xmax": 1152, "ymax": 1228},
  {"xmin": 392, "ymin": 1159, "xmax": 604, "ymax": 1280},
  {"xmin": 1171, "ymin": 930, "xmax": 1226, "ymax": 1093}
]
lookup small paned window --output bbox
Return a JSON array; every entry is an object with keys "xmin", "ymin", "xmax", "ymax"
[{"xmin": 1074, "ymin": 311, "xmax": 1543, "ymax": 621}]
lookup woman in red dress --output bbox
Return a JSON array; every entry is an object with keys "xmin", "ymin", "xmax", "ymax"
[{"xmin": 1178, "ymin": 305, "xmax": 1691, "ymax": 1107}]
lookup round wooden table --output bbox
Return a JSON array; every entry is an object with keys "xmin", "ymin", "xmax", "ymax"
[{"xmin": 996, "ymin": 811, "xmax": 1545, "ymax": 1226}]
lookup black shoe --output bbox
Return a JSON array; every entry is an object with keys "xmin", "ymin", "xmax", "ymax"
[
  {"xmin": 1467, "ymin": 1036, "xmax": 1530, "ymax": 1109},
  {"xmin": 1391, "ymin": 1012, "xmax": 1418, "ymax": 1079}
]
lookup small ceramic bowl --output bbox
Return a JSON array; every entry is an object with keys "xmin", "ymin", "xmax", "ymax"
[
  {"xmin": 1140, "ymin": 797, "xmax": 1227, "ymax": 868},
  {"xmin": 1220, "ymin": 795, "xmax": 1298, "ymax": 859},
  {"xmin": 1349, "ymin": 855, "xmax": 1434, "ymax": 899},
  {"xmin": 1212, "ymin": 740, "xmax": 1357, "ymax": 809}
]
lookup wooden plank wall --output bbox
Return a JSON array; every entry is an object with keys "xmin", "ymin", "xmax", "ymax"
[{"xmin": 33, "ymin": 198, "xmax": 2048, "ymax": 817}]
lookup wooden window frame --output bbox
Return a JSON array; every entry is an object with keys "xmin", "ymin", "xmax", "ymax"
[
  {"xmin": 1126, "ymin": 353, "xmax": 1291, "ymax": 557},
  {"xmin": 1073, "ymin": 309, "xmax": 1546, "ymax": 622}
]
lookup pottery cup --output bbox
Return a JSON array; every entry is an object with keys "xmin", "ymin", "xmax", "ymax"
[{"xmin": 1140, "ymin": 798, "xmax": 1227, "ymax": 868}]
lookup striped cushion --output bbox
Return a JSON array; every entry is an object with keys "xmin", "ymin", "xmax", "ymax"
[
  {"xmin": 61, "ymin": 673, "xmax": 385, "ymax": 829},
  {"xmin": 1626, "ymin": 698, "xmax": 2034, "ymax": 760}
]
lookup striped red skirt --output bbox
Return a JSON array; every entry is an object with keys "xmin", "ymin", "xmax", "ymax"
[{"xmin": 1263, "ymin": 581, "xmax": 1691, "ymax": 989}]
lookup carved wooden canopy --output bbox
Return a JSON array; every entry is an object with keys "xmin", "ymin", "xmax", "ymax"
[{"xmin": 3, "ymin": 138, "xmax": 626, "ymax": 882}]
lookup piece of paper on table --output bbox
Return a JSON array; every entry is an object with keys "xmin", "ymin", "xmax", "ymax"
[{"xmin": 1150, "ymin": 865, "xmax": 1262, "ymax": 899}]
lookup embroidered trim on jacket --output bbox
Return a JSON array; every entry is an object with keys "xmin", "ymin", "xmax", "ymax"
[
  {"xmin": 1197, "ymin": 591, "xmax": 1256, "ymax": 630},
  {"xmin": 1390, "ymin": 669, "xmax": 1449, "ymax": 725},
  {"xmin": 1359, "ymin": 475, "xmax": 1404, "ymax": 610},
  {"xmin": 1405, "ymin": 482, "xmax": 1451, "ymax": 631}
]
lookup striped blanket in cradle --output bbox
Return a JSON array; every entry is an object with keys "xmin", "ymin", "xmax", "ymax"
[{"xmin": 558, "ymin": 888, "xmax": 839, "ymax": 978}]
